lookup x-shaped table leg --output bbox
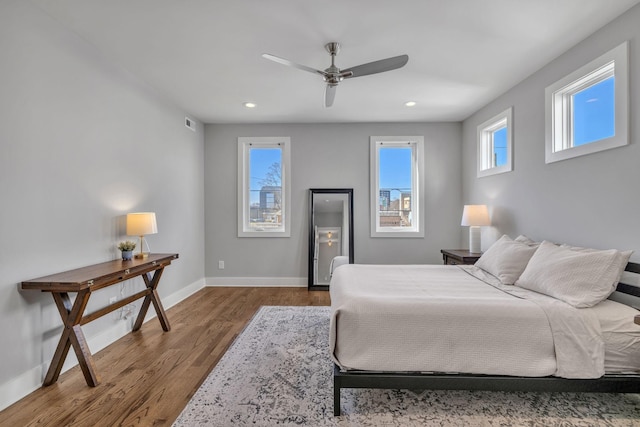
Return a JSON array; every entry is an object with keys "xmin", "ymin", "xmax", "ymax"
[
  {"xmin": 45, "ymin": 289, "xmax": 99, "ymax": 386},
  {"xmin": 132, "ymin": 267, "xmax": 171, "ymax": 332}
]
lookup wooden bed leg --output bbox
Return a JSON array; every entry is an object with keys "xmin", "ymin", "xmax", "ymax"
[{"xmin": 333, "ymin": 365, "xmax": 341, "ymax": 416}]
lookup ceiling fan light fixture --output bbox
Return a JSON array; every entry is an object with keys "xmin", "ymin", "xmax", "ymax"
[{"xmin": 243, "ymin": 102, "xmax": 257, "ymax": 108}]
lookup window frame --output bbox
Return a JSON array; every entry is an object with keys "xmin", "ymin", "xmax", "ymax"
[
  {"xmin": 545, "ymin": 41, "xmax": 628, "ymax": 164},
  {"xmin": 370, "ymin": 136, "xmax": 425, "ymax": 238},
  {"xmin": 237, "ymin": 137, "xmax": 291, "ymax": 237},
  {"xmin": 477, "ymin": 107, "xmax": 513, "ymax": 178}
]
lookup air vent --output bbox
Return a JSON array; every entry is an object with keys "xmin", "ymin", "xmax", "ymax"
[{"xmin": 185, "ymin": 116, "xmax": 196, "ymax": 132}]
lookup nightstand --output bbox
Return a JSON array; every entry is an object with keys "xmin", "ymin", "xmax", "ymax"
[{"xmin": 441, "ymin": 249, "xmax": 482, "ymax": 265}]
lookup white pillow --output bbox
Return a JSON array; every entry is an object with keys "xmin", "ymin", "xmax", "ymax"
[
  {"xmin": 515, "ymin": 241, "xmax": 628, "ymax": 308},
  {"xmin": 475, "ymin": 235, "xmax": 539, "ymax": 285},
  {"xmin": 559, "ymin": 244, "xmax": 632, "ymax": 293},
  {"xmin": 514, "ymin": 234, "xmax": 540, "ymax": 247}
]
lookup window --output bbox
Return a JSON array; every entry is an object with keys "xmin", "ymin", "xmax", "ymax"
[
  {"xmin": 545, "ymin": 41, "xmax": 628, "ymax": 164},
  {"xmin": 370, "ymin": 136, "xmax": 424, "ymax": 237},
  {"xmin": 237, "ymin": 137, "xmax": 291, "ymax": 237},
  {"xmin": 477, "ymin": 107, "xmax": 513, "ymax": 177}
]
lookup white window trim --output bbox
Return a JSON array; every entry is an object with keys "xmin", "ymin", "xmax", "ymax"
[
  {"xmin": 545, "ymin": 41, "xmax": 628, "ymax": 164},
  {"xmin": 370, "ymin": 136, "xmax": 425, "ymax": 238},
  {"xmin": 477, "ymin": 107, "xmax": 513, "ymax": 178},
  {"xmin": 237, "ymin": 137, "xmax": 291, "ymax": 237}
]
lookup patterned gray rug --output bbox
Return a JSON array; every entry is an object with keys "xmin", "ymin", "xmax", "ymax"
[{"xmin": 173, "ymin": 306, "xmax": 640, "ymax": 426}]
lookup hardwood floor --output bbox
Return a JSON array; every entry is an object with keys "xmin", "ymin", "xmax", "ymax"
[{"xmin": 0, "ymin": 287, "xmax": 331, "ymax": 426}]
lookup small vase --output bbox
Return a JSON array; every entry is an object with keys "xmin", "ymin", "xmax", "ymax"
[{"xmin": 122, "ymin": 250, "xmax": 133, "ymax": 261}]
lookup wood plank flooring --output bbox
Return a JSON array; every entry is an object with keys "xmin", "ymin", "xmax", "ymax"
[{"xmin": 0, "ymin": 287, "xmax": 331, "ymax": 426}]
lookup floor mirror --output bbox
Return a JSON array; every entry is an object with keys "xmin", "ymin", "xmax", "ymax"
[{"xmin": 308, "ymin": 188, "xmax": 354, "ymax": 290}]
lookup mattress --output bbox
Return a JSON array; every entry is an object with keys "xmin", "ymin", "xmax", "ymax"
[
  {"xmin": 330, "ymin": 264, "xmax": 639, "ymax": 378},
  {"xmin": 590, "ymin": 299, "xmax": 640, "ymax": 372}
]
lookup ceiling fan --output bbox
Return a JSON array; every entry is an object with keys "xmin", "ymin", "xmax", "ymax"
[{"xmin": 262, "ymin": 42, "xmax": 409, "ymax": 107}]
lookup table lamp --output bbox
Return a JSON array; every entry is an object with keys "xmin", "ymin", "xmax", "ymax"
[
  {"xmin": 461, "ymin": 205, "xmax": 490, "ymax": 253},
  {"xmin": 126, "ymin": 212, "xmax": 158, "ymax": 259}
]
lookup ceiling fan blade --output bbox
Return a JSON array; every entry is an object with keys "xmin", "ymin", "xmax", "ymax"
[
  {"xmin": 262, "ymin": 53, "xmax": 326, "ymax": 77},
  {"xmin": 325, "ymin": 84, "xmax": 336, "ymax": 108},
  {"xmin": 342, "ymin": 54, "xmax": 409, "ymax": 78}
]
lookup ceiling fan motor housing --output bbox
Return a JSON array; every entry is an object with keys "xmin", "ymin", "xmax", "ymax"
[{"xmin": 324, "ymin": 42, "xmax": 344, "ymax": 85}]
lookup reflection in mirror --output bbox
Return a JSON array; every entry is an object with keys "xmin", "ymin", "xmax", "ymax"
[{"xmin": 308, "ymin": 189, "xmax": 354, "ymax": 290}]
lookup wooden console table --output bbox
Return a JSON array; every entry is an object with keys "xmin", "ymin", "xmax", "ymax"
[{"xmin": 22, "ymin": 253, "xmax": 179, "ymax": 387}]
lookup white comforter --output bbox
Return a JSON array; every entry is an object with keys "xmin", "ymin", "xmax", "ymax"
[{"xmin": 329, "ymin": 264, "xmax": 605, "ymax": 379}]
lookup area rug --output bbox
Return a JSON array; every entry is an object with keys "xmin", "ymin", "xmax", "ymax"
[{"xmin": 173, "ymin": 306, "xmax": 640, "ymax": 426}]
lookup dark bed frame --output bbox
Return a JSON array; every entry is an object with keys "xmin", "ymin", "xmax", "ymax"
[{"xmin": 333, "ymin": 262, "xmax": 640, "ymax": 416}]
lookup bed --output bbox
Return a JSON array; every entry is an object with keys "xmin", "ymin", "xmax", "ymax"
[{"xmin": 329, "ymin": 236, "xmax": 640, "ymax": 416}]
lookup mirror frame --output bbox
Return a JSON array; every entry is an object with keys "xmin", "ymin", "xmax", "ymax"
[{"xmin": 308, "ymin": 188, "xmax": 354, "ymax": 290}]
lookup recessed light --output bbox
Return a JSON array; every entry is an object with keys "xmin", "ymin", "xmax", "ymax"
[
  {"xmin": 404, "ymin": 101, "xmax": 417, "ymax": 107},
  {"xmin": 243, "ymin": 102, "xmax": 257, "ymax": 108}
]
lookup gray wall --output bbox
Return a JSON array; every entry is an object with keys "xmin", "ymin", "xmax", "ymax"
[
  {"xmin": 0, "ymin": 0, "xmax": 205, "ymax": 407},
  {"xmin": 205, "ymin": 122, "xmax": 462, "ymax": 278},
  {"xmin": 462, "ymin": 4, "xmax": 640, "ymax": 259}
]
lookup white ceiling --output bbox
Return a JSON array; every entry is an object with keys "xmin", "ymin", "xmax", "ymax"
[{"xmin": 32, "ymin": 0, "xmax": 640, "ymax": 124}]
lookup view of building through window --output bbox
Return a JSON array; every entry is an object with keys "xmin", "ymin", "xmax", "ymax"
[
  {"xmin": 249, "ymin": 147, "xmax": 282, "ymax": 230},
  {"xmin": 378, "ymin": 146, "xmax": 413, "ymax": 228}
]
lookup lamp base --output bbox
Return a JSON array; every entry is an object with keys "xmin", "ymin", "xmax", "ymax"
[
  {"xmin": 469, "ymin": 226, "xmax": 482, "ymax": 253},
  {"xmin": 134, "ymin": 252, "xmax": 149, "ymax": 259}
]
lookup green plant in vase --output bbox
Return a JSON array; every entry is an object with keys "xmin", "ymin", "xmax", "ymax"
[{"xmin": 117, "ymin": 240, "xmax": 136, "ymax": 260}]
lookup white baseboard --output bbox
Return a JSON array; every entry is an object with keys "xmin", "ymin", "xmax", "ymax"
[
  {"xmin": 0, "ymin": 365, "xmax": 43, "ymax": 412},
  {"xmin": 206, "ymin": 276, "xmax": 307, "ymax": 287},
  {"xmin": 161, "ymin": 277, "xmax": 206, "ymax": 310},
  {"xmin": 0, "ymin": 277, "xmax": 206, "ymax": 412}
]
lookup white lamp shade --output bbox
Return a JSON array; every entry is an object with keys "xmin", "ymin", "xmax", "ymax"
[
  {"xmin": 126, "ymin": 212, "xmax": 158, "ymax": 236},
  {"xmin": 460, "ymin": 205, "xmax": 490, "ymax": 226}
]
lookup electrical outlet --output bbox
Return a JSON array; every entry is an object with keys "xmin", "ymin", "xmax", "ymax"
[{"xmin": 218, "ymin": 260, "xmax": 225, "ymax": 269}]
